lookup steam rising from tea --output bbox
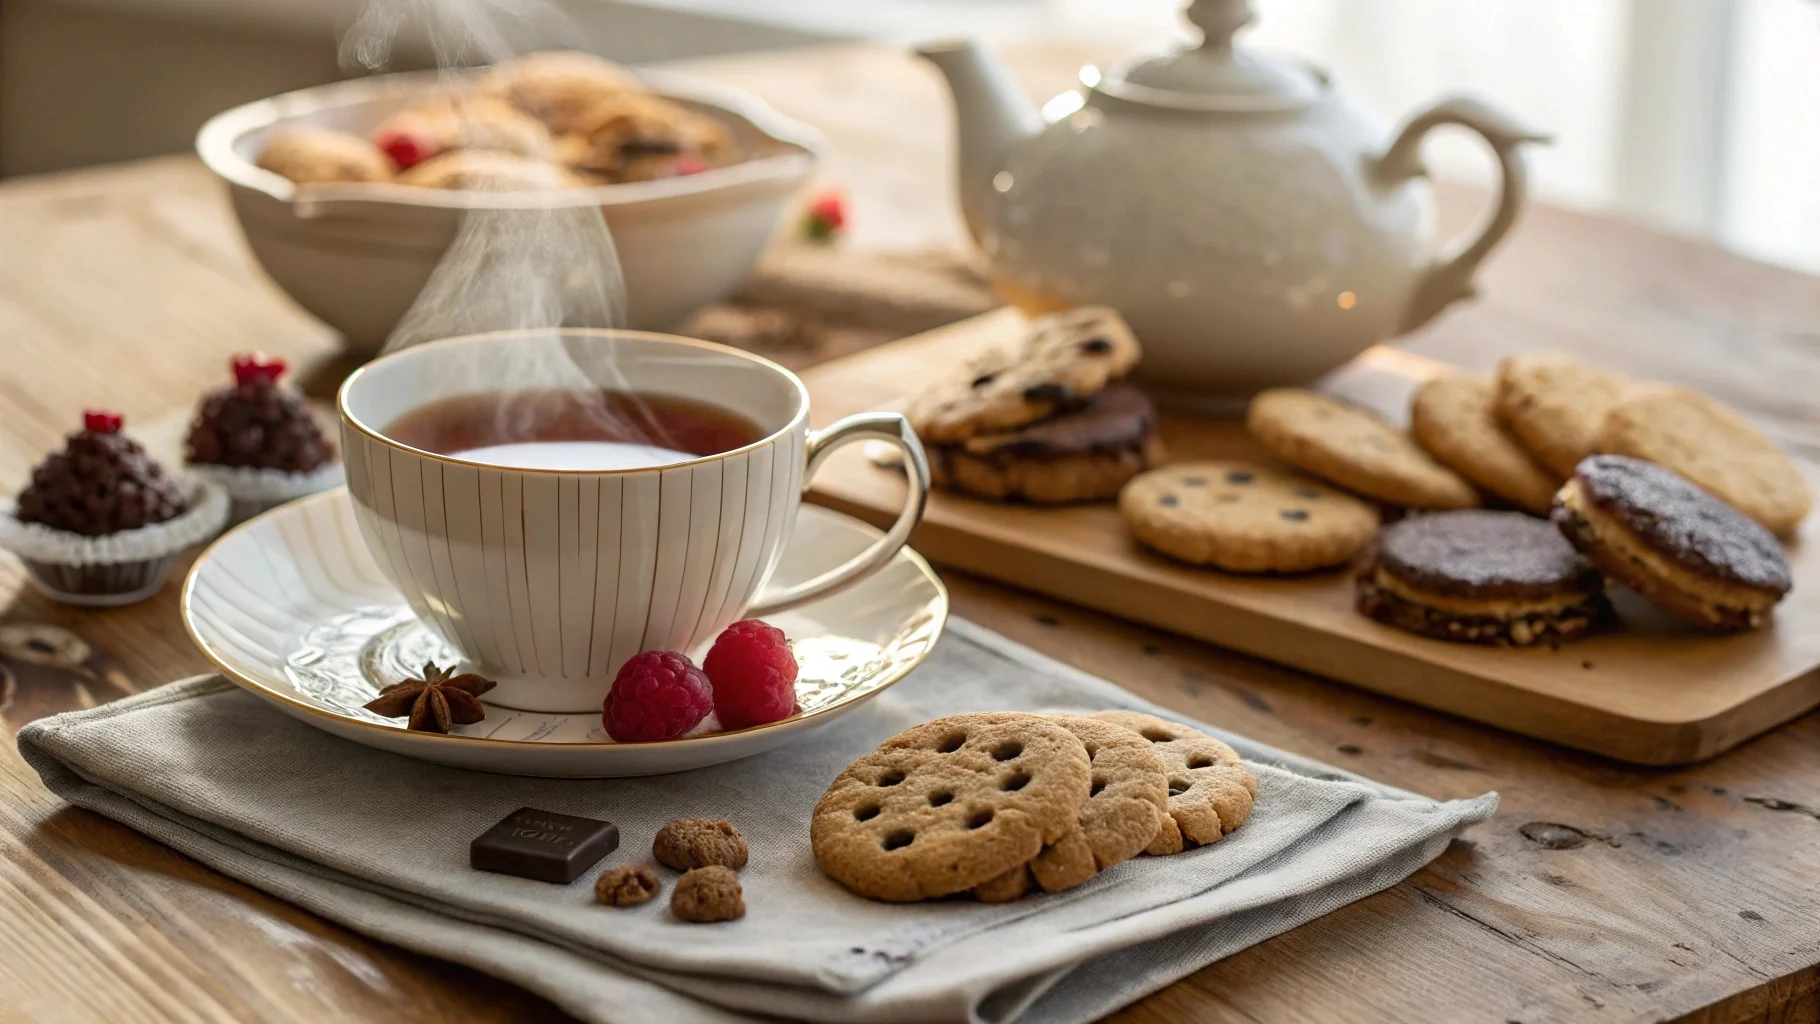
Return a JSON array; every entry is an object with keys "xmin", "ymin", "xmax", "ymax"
[{"xmin": 346, "ymin": 0, "xmax": 675, "ymax": 458}]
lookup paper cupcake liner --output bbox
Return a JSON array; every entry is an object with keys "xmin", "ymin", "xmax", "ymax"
[
  {"xmin": 21, "ymin": 557, "xmax": 175, "ymax": 607},
  {"xmin": 187, "ymin": 461, "xmax": 345, "ymax": 524},
  {"xmin": 187, "ymin": 461, "xmax": 345, "ymax": 503},
  {"xmin": 0, "ymin": 475, "xmax": 230, "ymax": 566}
]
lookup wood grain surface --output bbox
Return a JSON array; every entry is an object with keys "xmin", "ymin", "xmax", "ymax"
[
  {"xmin": 1, "ymin": 40, "xmax": 1819, "ymax": 1024},
  {"xmin": 800, "ymin": 310, "xmax": 1820, "ymax": 765}
]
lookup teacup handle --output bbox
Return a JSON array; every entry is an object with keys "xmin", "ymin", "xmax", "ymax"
[{"xmin": 746, "ymin": 412, "xmax": 930, "ymax": 616}]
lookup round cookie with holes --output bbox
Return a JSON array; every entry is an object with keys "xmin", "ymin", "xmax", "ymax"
[
  {"xmin": 1119, "ymin": 461, "xmax": 1380, "ymax": 573},
  {"xmin": 1410, "ymin": 374, "xmax": 1560, "ymax": 513},
  {"xmin": 1087, "ymin": 710, "xmax": 1256, "ymax": 854},
  {"xmin": 1246, "ymin": 389, "xmax": 1479, "ymax": 509},
  {"xmin": 810, "ymin": 712, "xmax": 1091, "ymax": 902},
  {"xmin": 909, "ymin": 307, "xmax": 1142, "ymax": 444},
  {"xmin": 973, "ymin": 714, "xmax": 1169, "ymax": 901},
  {"xmin": 1596, "ymin": 385, "xmax": 1810, "ymax": 538},
  {"xmin": 1494, "ymin": 351, "xmax": 1628, "ymax": 479}
]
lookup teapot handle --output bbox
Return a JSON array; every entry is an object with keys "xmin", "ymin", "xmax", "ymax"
[{"xmin": 1372, "ymin": 97, "xmax": 1550, "ymax": 334}]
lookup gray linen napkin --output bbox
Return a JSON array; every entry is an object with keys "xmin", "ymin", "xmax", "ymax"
[{"xmin": 18, "ymin": 618, "xmax": 1495, "ymax": 1023}]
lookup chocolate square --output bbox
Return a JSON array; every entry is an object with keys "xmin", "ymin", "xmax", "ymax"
[{"xmin": 470, "ymin": 807, "xmax": 619, "ymax": 884}]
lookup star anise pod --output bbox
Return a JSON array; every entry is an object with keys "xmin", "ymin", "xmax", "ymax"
[{"xmin": 363, "ymin": 661, "xmax": 497, "ymax": 733}]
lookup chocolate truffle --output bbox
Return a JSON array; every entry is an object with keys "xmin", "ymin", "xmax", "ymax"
[
  {"xmin": 1357, "ymin": 509, "xmax": 1610, "ymax": 646},
  {"xmin": 17, "ymin": 411, "xmax": 187, "ymax": 536},
  {"xmin": 185, "ymin": 354, "xmax": 333, "ymax": 473},
  {"xmin": 1553, "ymin": 454, "xmax": 1791, "ymax": 632}
]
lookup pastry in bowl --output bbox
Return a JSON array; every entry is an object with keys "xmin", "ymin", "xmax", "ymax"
[
  {"xmin": 254, "ymin": 51, "xmax": 740, "ymax": 191},
  {"xmin": 479, "ymin": 50, "xmax": 641, "ymax": 134},
  {"xmin": 255, "ymin": 126, "xmax": 392, "ymax": 184},
  {"xmin": 396, "ymin": 151, "xmax": 590, "ymax": 191},
  {"xmin": 370, "ymin": 95, "xmax": 553, "ymax": 169},
  {"xmin": 559, "ymin": 91, "xmax": 734, "ymax": 181}
]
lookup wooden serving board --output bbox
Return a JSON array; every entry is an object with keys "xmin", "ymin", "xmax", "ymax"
[{"xmin": 801, "ymin": 309, "xmax": 1820, "ymax": 765}]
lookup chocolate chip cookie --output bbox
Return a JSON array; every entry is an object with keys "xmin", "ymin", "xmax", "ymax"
[
  {"xmin": 909, "ymin": 307, "xmax": 1141, "ymax": 443},
  {"xmin": 1597, "ymin": 385, "xmax": 1810, "ymax": 538},
  {"xmin": 1356, "ymin": 510, "xmax": 1610, "ymax": 646},
  {"xmin": 1246, "ymin": 389, "xmax": 1479, "ymax": 509},
  {"xmin": 1086, "ymin": 710, "xmax": 1256, "ymax": 854},
  {"xmin": 1554, "ymin": 455, "xmax": 1792, "ymax": 632},
  {"xmin": 1120, "ymin": 461, "xmax": 1380, "ymax": 573},
  {"xmin": 810, "ymin": 712, "xmax": 1091, "ymax": 902},
  {"xmin": 1410, "ymin": 374, "xmax": 1559, "ymax": 513},
  {"xmin": 1494, "ymin": 351, "xmax": 1627, "ymax": 478},
  {"xmin": 929, "ymin": 382, "xmax": 1163, "ymax": 503}
]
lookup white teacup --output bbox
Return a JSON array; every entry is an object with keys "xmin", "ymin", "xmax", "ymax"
[{"xmin": 338, "ymin": 328, "xmax": 929, "ymax": 712}]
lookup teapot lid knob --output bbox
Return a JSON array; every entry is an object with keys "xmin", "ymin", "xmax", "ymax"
[
  {"xmin": 1106, "ymin": 0, "xmax": 1321, "ymax": 111},
  {"xmin": 1186, "ymin": 0, "xmax": 1253, "ymax": 53}
]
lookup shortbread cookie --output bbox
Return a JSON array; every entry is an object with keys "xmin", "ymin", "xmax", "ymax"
[
  {"xmin": 931, "ymin": 382, "xmax": 1162, "ymax": 503},
  {"xmin": 1410, "ymin": 375, "xmax": 1558, "ymax": 513},
  {"xmin": 1356, "ymin": 510, "xmax": 1610, "ymax": 646},
  {"xmin": 1554, "ymin": 455, "xmax": 1791, "ymax": 632},
  {"xmin": 1120, "ymin": 461, "xmax": 1379, "ymax": 573},
  {"xmin": 1494, "ymin": 351, "xmax": 1627, "ymax": 478},
  {"xmin": 1086, "ymin": 710, "xmax": 1256, "ymax": 854},
  {"xmin": 1246, "ymin": 389, "xmax": 1478, "ymax": 509},
  {"xmin": 973, "ymin": 715, "xmax": 1169, "ymax": 901},
  {"xmin": 811, "ymin": 713, "xmax": 1091, "ymax": 902},
  {"xmin": 909, "ymin": 307, "xmax": 1142, "ymax": 443},
  {"xmin": 1597, "ymin": 385, "xmax": 1810, "ymax": 537}
]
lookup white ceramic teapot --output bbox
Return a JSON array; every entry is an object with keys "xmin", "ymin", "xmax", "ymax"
[{"xmin": 919, "ymin": 0, "xmax": 1547, "ymax": 403}]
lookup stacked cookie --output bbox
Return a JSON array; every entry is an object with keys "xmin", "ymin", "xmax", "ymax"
[
  {"xmin": 907, "ymin": 308, "xmax": 1163, "ymax": 504},
  {"xmin": 810, "ymin": 710, "xmax": 1255, "ymax": 903}
]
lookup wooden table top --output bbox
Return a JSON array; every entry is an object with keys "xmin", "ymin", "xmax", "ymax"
[{"xmin": 3, "ymin": 41, "xmax": 1819, "ymax": 1024}]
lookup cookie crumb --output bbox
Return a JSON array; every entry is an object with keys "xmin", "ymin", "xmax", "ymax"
[
  {"xmin": 672, "ymin": 865, "xmax": 745, "ymax": 922},
  {"xmin": 653, "ymin": 818, "xmax": 749, "ymax": 871},
  {"xmin": 595, "ymin": 865, "xmax": 661, "ymax": 906}
]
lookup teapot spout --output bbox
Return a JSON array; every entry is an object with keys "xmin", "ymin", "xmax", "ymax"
[{"xmin": 916, "ymin": 40, "xmax": 1042, "ymax": 244}]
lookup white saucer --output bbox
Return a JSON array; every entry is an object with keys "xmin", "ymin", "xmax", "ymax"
[{"xmin": 180, "ymin": 488, "xmax": 947, "ymax": 777}]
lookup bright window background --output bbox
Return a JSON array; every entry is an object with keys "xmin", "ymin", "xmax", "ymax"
[{"xmin": 1723, "ymin": 0, "xmax": 1820, "ymax": 271}]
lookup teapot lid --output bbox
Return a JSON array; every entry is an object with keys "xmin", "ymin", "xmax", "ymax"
[{"xmin": 1103, "ymin": 0, "xmax": 1322, "ymax": 112}]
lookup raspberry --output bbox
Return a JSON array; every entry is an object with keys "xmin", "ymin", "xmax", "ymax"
[
  {"xmin": 603, "ymin": 651, "xmax": 712, "ymax": 742},
  {"xmin": 702, "ymin": 620, "xmax": 798, "ymax": 730},
  {"xmin": 82, "ymin": 410, "xmax": 123, "ymax": 434},
  {"xmin": 373, "ymin": 128, "xmax": 437, "ymax": 170},
  {"xmin": 230, "ymin": 352, "xmax": 286, "ymax": 386}
]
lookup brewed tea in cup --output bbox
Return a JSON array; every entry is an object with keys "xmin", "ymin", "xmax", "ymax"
[{"xmin": 338, "ymin": 329, "xmax": 929, "ymax": 713}]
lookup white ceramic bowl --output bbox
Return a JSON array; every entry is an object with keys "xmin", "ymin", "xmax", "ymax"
[{"xmin": 197, "ymin": 69, "xmax": 822, "ymax": 356}]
